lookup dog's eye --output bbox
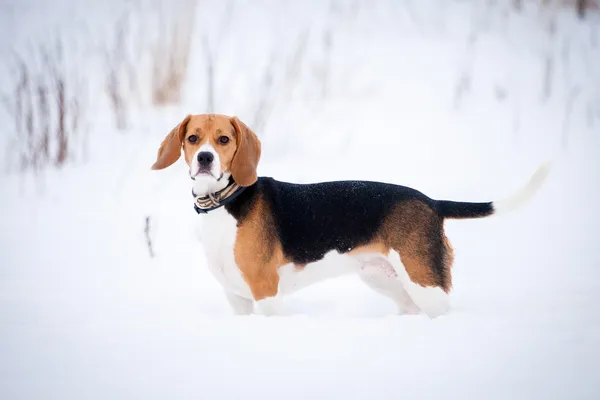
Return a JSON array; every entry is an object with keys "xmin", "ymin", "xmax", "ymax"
[
  {"xmin": 218, "ymin": 136, "xmax": 230, "ymax": 144},
  {"xmin": 188, "ymin": 135, "xmax": 198, "ymax": 144}
]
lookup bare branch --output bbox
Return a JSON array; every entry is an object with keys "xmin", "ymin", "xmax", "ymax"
[
  {"xmin": 144, "ymin": 216, "xmax": 155, "ymax": 258},
  {"xmin": 203, "ymin": 35, "xmax": 215, "ymax": 112},
  {"xmin": 561, "ymin": 86, "xmax": 581, "ymax": 150}
]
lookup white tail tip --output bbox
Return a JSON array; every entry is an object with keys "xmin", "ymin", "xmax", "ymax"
[{"xmin": 492, "ymin": 161, "xmax": 552, "ymax": 215}]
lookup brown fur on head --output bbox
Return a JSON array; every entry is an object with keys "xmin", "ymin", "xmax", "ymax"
[{"xmin": 151, "ymin": 114, "xmax": 261, "ymax": 188}]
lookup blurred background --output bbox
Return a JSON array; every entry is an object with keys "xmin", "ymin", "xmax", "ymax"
[
  {"xmin": 1, "ymin": 1, "xmax": 599, "ymax": 399},
  {"xmin": 1, "ymin": 0, "xmax": 598, "ymax": 174}
]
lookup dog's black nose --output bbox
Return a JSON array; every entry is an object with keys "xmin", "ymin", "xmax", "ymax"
[{"xmin": 197, "ymin": 151, "xmax": 214, "ymax": 166}]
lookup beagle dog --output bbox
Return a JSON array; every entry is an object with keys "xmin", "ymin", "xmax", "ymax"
[{"xmin": 152, "ymin": 114, "xmax": 550, "ymax": 317}]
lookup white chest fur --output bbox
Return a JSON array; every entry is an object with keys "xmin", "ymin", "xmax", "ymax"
[{"xmin": 197, "ymin": 207, "xmax": 253, "ymax": 298}]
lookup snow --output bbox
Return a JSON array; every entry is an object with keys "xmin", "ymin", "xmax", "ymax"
[{"xmin": 1, "ymin": 0, "xmax": 600, "ymax": 399}]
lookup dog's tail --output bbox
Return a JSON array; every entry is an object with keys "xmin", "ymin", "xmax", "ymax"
[{"xmin": 435, "ymin": 161, "xmax": 552, "ymax": 220}]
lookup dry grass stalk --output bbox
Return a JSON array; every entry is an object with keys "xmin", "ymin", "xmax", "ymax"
[
  {"xmin": 2, "ymin": 39, "xmax": 86, "ymax": 172},
  {"xmin": 151, "ymin": 0, "xmax": 197, "ymax": 106},
  {"xmin": 105, "ymin": 15, "xmax": 131, "ymax": 130}
]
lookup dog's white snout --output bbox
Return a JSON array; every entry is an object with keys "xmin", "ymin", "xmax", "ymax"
[{"xmin": 191, "ymin": 144, "xmax": 221, "ymax": 180}]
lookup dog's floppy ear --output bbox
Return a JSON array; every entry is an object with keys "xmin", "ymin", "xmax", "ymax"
[
  {"xmin": 230, "ymin": 116, "xmax": 261, "ymax": 186},
  {"xmin": 151, "ymin": 114, "xmax": 191, "ymax": 170}
]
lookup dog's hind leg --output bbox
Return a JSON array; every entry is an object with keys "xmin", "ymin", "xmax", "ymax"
[
  {"xmin": 359, "ymin": 268, "xmax": 420, "ymax": 315},
  {"xmin": 382, "ymin": 200, "xmax": 454, "ymax": 318},
  {"xmin": 387, "ymin": 250, "xmax": 450, "ymax": 318},
  {"xmin": 354, "ymin": 254, "xmax": 420, "ymax": 315}
]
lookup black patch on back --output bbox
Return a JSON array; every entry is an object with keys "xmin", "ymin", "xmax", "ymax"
[{"xmin": 226, "ymin": 177, "xmax": 432, "ymax": 265}]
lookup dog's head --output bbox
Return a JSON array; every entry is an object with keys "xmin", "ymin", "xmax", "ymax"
[{"xmin": 151, "ymin": 114, "xmax": 261, "ymax": 195}]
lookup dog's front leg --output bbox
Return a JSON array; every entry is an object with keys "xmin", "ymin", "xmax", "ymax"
[
  {"xmin": 241, "ymin": 270, "xmax": 286, "ymax": 316},
  {"xmin": 255, "ymin": 295, "xmax": 285, "ymax": 316},
  {"xmin": 234, "ymin": 233, "xmax": 286, "ymax": 316},
  {"xmin": 224, "ymin": 291, "xmax": 254, "ymax": 315}
]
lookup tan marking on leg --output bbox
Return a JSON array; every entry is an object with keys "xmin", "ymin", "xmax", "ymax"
[
  {"xmin": 377, "ymin": 200, "xmax": 453, "ymax": 292},
  {"xmin": 234, "ymin": 194, "xmax": 288, "ymax": 301}
]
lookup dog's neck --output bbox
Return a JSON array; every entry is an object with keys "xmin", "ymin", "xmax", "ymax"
[
  {"xmin": 192, "ymin": 175, "xmax": 247, "ymax": 214},
  {"xmin": 191, "ymin": 172, "xmax": 231, "ymax": 197}
]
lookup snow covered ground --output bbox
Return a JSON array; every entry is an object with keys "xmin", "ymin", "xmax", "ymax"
[{"xmin": 1, "ymin": 1, "xmax": 599, "ymax": 399}]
